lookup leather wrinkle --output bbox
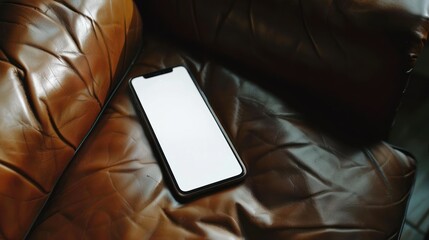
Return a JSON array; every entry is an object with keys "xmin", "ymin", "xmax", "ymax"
[
  {"xmin": 47, "ymin": 2, "xmax": 85, "ymax": 53},
  {"xmin": 106, "ymin": 171, "xmax": 138, "ymax": 213},
  {"xmin": 161, "ymin": 208, "xmax": 201, "ymax": 238},
  {"xmin": 360, "ymin": 189, "xmax": 412, "ymax": 209},
  {"xmin": 237, "ymin": 95, "xmax": 301, "ymax": 122},
  {"xmin": 284, "ymin": 149, "xmax": 337, "ymax": 192},
  {"xmin": 40, "ymin": 98, "xmax": 76, "ymax": 150},
  {"xmin": 235, "ymin": 97, "xmax": 307, "ymax": 150},
  {"xmin": 56, "ymin": 128, "xmax": 151, "ymax": 195},
  {"xmin": 51, "ymin": 0, "xmax": 93, "ymax": 22},
  {"xmin": 213, "ymin": 0, "xmax": 237, "ymax": 45},
  {"xmin": 248, "ymin": 0, "xmax": 256, "ymax": 43},
  {"xmin": 233, "ymin": 92, "xmax": 321, "ymax": 213},
  {"xmin": 10, "ymin": 54, "xmax": 44, "ymax": 129},
  {"xmin": 47, "ymin": 0, "xmax": 113, "ymax": 108},
  {"xmin": 58, "ymin": 53, "xmax": 102, "ymax": 108},
  {"xmin": 164, "ymin": 206, "xmax": 243, "ymax": 237},
  {"xmin": 162, "ymin": 209, "xmax": 204, "ymax": 236},
  {"xmin": 0, "ymin": 160, "xmax": 49, "ymax": 196},
  {"xmin": 299, "ymin": 0, "xmax": 323, "ymax": 60},
  {"xmin": 190, "ymin": 0, "xmax": 201, "ymax": 43},
  {"xmin": 198, "ymin": 214, "xmax": 242, "ymax": 236},
  {"xmin": 363, "ymin": 148, "xmax": 393, "ymax": 199},
  {"xmin": 237, "ymin": 200, "xmax": 386, "ymax": 233}
]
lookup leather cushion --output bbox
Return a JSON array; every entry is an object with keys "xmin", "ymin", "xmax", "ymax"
[
  {"xmin": 0, "ymin": 0, "xmax": 142, "ymax": 238},
  {"xmin": 30, "ymin": 35, "xmax": 415, "ymax": 239}
]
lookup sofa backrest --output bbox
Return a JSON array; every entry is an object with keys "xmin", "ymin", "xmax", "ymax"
[
  {"xmin": 0, "ymin": 0, "xmax": 142, "ymax": 238},
  {"xmin": 140, "ymin": 0, "xmax": 429, "ymax": 142}
]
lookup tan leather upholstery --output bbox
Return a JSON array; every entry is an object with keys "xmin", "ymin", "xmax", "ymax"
[{"xmin": 0, "ymin": 0, "xmax": 142, "ymax": 238}]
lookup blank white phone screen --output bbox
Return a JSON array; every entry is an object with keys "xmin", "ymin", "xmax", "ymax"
[{"xmin": 132, "ymin": 66, "xmax": 243, "ymax": 192}]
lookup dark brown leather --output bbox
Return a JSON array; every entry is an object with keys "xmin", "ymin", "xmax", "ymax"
[
  {"xmin": 29, "ymin": 36, "xmax": 416, "ymax": 239},
  {"xmin": 0, "ymin": 0, "xmax": 142, "ymax": 238},
  {"xmin": 141, "ymin": 0, "xmax": 429, "ymax": 140},
  {"xmin": 1, "ymin": 0, "xmax": 427, "ymax": 239}
]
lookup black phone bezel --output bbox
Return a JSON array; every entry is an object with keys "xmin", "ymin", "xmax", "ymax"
[{"xmin": 128, "ymin": 66, "xmax": 247, "ymax": 202}]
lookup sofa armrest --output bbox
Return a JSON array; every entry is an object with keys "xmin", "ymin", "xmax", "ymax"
[
  {"xmin": 0, "ymin": 0, "xmax": 142, "ymax": 238},
  {"xmin": 142, "ymin": 0, "xmax": 429, "ymax": 140}
]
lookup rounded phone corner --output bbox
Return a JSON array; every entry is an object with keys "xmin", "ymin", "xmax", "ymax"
[{"xmin": 173, "ymin": 170, "xmax": 248, "ymax": 203}]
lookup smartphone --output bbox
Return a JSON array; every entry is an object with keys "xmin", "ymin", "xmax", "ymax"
[{"xmin": 129, "ymin": 66, "xmax": 246, "ymax": 201}]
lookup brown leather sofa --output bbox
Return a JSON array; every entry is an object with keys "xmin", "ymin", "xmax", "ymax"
[{"xmin": 1, "ymin": 0, "xmax": 428, "ymax": 239}]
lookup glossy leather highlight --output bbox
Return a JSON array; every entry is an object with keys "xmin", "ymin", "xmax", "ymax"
[
  {"xmin": 30, "ymin": 37, "xmax": 416, "ymax": 239},
  {"xmin": 0, "ymin": 0, "xmax": 142, "ymax": 238},
  {"xmin": 0, "ymin": 0, "xmax": 427, "ymax": 239}
]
